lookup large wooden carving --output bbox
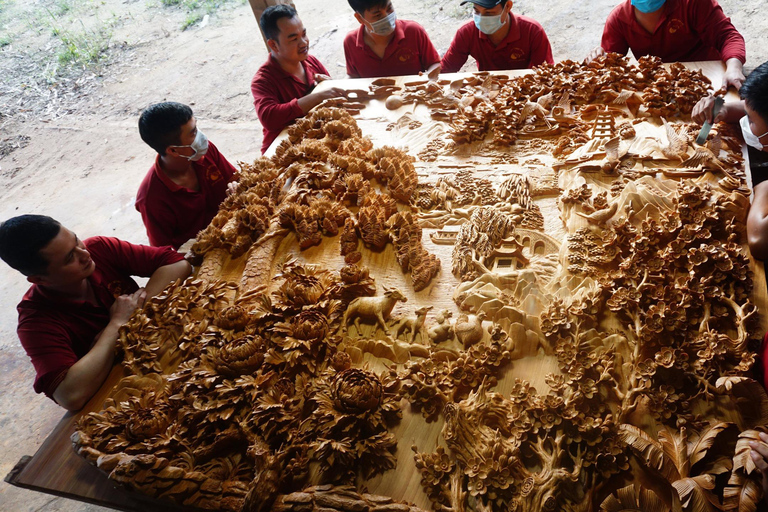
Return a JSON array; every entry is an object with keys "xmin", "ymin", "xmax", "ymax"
[{"xmin": 72, "ymin": 55, "xmax": 767, "ymax": 512}]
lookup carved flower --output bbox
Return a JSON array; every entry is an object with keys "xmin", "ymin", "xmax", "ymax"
[
  {"xmin": 209, "ymin": 335, "xmax": 265, "ymax": 377},
  {"xmin": 290, "ymin": 310, "xmax": 330, "ymax": 342},
  {"xmin": 331, "ymin": 369, "xmax": 383, "ymax": 414},
  {"xmin": 215, "ymin": 305, "xmax": 250, "ymax": 331},
  {"xmin": 330, "ymin": 351, "xmax": 352, "ymax": 371},
  {"xmin": 655, "ymin": 347, "xmax": 675, "ymax": 368}
]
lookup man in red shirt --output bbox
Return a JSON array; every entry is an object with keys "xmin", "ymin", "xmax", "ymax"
[
  {"xmin": 251, "ymin": 5, "xmax": 347, "ymax": 153},
  {"xmin": 587, "ymin": 0, "xmax": 746, "ymax": 91},
  {"xmin": 136, "ymin": 101, "xmax": 238, "ymax": 250},
  {"xmin": 0, "ymin": 215, "xmax": 192, "ymax": 411},
  {"xmin": 343, "ymin": 0, "xmax": 440, "ymax": 79},
  {"xmin": 441, "ymin": 0, "xmax": 553, "ymax": 74}
]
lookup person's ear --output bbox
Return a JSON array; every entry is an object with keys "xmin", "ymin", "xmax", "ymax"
[
  {"xmin": 267, "ymin": 38, "xmax": 280, "ymax": 53},
  {"xmin": 503, "ymin": 0, "xmax": 513, "ymax": 15},
  {"xmin": 354, "ymin": 12, "xmax": 366, "ymax": 27},
  {"xmin": 165, "ymin": 145, "xmax": 182, "ymax": 158}
]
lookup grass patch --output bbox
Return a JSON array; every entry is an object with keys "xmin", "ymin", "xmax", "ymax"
[
  {"xmin": 0, "ymin": 34, "xmax": 11, "ymax": 47},
  {"xmin": 56, "ymin": 25, "xmax": 112, "ymax": 66},
  {"xmin": 159, "ymin": 0, "xmax": 246, "ymax": 29}
]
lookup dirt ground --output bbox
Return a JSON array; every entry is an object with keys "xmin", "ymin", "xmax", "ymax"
[{"xmin": 0, "ymin": 0, "xmax": 767, "ymax": 510}]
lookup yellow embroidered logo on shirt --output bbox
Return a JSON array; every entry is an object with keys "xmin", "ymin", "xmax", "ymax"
[
  {"xmin": 510, "ymin": 48, "xmax": 525, "ymax": 60},
  {"xmin": 668, "ymin": 19, "xmax": 684, "ymax": 34}
]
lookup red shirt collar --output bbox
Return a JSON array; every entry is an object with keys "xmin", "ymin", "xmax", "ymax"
[
  {"xmin": 266, "ymin": 53, "xmax": 317, "ymax": 87},
  {"xmin": 478, "ymin": 13, "xmax": 520, "ymax": 46},
  {"xmin": 27, "ymin": 270, "xmax": 111, "ymax": 308},
  {"xmin": 153, "ymin": 155, "xmax": 205, "ymax": 193}
]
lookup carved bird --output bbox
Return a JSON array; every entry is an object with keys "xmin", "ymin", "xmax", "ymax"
[
  {"xmin": 660, "ymin": 117, "xmax": 689, "ymax": 162},
  {"xmin": 575, "ymin": 201, "xmax": 619, "ymax": 225},
  {"xmin": 455, "ymin": 311, "xmax": 486, "ymax": 349},
  {"xmin": 600, "ymin": 136, "xmax": 621, "ymax": 173},
  {"xmin": 682, "ymin": 146, "xmax": 726, "ymax": 172}
]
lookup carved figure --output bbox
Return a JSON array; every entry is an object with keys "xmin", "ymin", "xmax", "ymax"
[
  {"xmin": 392, "ymin": 305, "xmax": 433, "ymax": 344},
  {"xmin": 454, "ymin": 311, "xmax": 486, "ymax": 349},
  {"xmin": 427, "ymin": 309, "xmax": 454, "ymax": 344},
  {"xmin": 342, "ymin": 287, "xmax": 408, "ymax": 336}
]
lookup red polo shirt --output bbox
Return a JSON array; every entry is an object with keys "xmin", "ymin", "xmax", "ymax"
[
  {"xmin": 343, "ymin": 19, "xmax": 440, "ymax": 78},
  {"xmin": 17, "ymin": 236, "xmax": 184, "ymax": 399},
  {"xmin": 135, "ymin": 141, "xmax": 236, "ymax": 249},
  {"xmin": 441, "ymin": 14, "xmax": 553, "ymax": 73},
  {"xmin": 251, "ymin": 54, "xmax": 330, "ymax": 154},
  {"xmin": 601, "ymin": 0, "xmax": 746, "ymax": 63}
]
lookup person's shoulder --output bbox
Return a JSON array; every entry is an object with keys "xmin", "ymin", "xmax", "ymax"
[
  {"xmin": 252, "ymin": 57, "xmax": 278, "ymax": 83},
  {"xmin": 399, "ymin": 19, "xmax": 428, "ymax": 34},
  {"xmin": 83, "ymin": 236, "xmax": 126, "ymax": 253},
  {"xmin": 306, "ymin": 54, "xmax": 326, "ymax": 68},
  {"xmin": 606, "ymin": 0, "xmax": 632, "ymax": 23},
  {"xmin": 515, "ymin": 14, "xmax": 546, "ymax": 31},
  {"xmin": 135, "ymin": 162, "xmax": 163, "ymax": 204},
  {"xmin": 452, "ymin": 19, "xmax": 477, "ymax": 39},
  {"xmin": 343, "ymin": 26, "xmax": 359, "ymax": 46}
]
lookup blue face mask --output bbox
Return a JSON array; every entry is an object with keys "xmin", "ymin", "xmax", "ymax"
[
  {"xmin": 631, "ymin": 0, "xmax": 665, "ymax": 14},
  {"xmin": 473, "ymin": 12, "xmax": 505, "ymax": 35}
]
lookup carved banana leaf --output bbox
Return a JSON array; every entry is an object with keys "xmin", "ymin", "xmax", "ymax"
[
  {"xmin": 723, "ymin": 471, "xmax": 763, "ymax": 512},
  {"xmin": 600, "ymin": 483, "xmax": 682, "ymax": 512},
  {"xmin": 733, "ymin": 429, "xmax": 768, "ymax": 475},
  {"xmin": 619, "ymin": 424, "xmax": 679, "ymax": 481}
]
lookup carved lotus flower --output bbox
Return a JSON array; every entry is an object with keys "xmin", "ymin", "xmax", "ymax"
[
  {"xmin": 331, "ymin": 369, "xmax": 383, "ymax": 414},
  {"xmin": 125, "ymin": 393, "xmax": 172, "ymax": 441},
  {"xmin": 209, "ymin": 335, "xmax": 265, "ymax": 377},
  {"xmin": 215, "ymin": 305, "xmax": 250, "ymax": 331},
  {"xmin": 290, "ymin": 310, "xmax": 329, "ymax": 342}
]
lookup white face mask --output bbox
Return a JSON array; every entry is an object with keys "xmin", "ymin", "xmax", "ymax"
[
  {"xmin": 369, "ymin": 11, "xmax": 397, "ymax": 36},
  {"xmin": 175, "ymin": 130, "xmax": 209, "ymax": 161},
  {"xmin": 740, "ymin": 115, "xmax": 768, "ymax": 151},
  {"xmin": 473, "ymin": 12, "xmax": 505, "ymax": 35}
]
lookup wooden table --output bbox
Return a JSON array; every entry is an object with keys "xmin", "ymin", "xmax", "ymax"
[{"xmin": 7, "ymin": 60, "xmax": 765, "ymax": 511}]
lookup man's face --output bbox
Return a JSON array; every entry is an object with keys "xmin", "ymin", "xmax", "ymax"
[
  {"xmin": 360, "ymin": 1, "xmax": 394, "ymax": 26},
  {"xmin": 473, "ymin": 0, "xmax": 510, "ymax": 17},
  {"xmin": 33, "ymin": 227, "xmax": 95, "ymax": 288},
  {"xmin": 166, "ymin": 117, "xmax": 198, "ymax": 159},
  {"xmin": 270, "ymin": 16, "xmax": 309, "ymax": 63},
  {"xmin": 744, "ymin": 103, "xmax": 768, "ymax": 151}
]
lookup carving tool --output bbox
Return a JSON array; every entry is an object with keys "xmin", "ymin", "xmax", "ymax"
[{"xmin": 695, "ymin": 96, "xmax": 724, "ymax": 145}]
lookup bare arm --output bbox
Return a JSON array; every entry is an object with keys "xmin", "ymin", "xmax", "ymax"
[
  {"xmin": 722, "ymin": 57, "xmax": 745, "ymax": 91},
  {"xmin": 747, "ymin": 181, "xmax": 768, "ymax": 261},
  {"xmin": 52, "ymin": 289, "xmax": 146, "ymax": 411},
  {"xmin": 143, "ymin": 259, "xmax": 192, "ymax": 298},
  {"xmin": 749, "ymin": 432, "xmax": 768, "ymax": 506},
  {"xmin": 297, "ymin": 87, "xmax": 348, "ymax": 115}
]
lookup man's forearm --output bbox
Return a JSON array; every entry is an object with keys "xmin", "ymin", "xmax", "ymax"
[
  {"xmin": 144, "ymin": 260, "xmax": 192, "ymax": 298},
  {"xmin": 52, "ymin": 321, "xmax": 121, "ymax": 411},
  {"xmin": 297, "ymin": 92, "xmax": 326, "ymax": 115}
]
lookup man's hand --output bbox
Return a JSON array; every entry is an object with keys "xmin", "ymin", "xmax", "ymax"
[
  {"xmin": 585, "ymin": 46, "xmax": 606, "ymax": 64},
  {"xmin": 315, "ymin": 74, "xmax": 331, "ymax": 83},
  {"xmin": 722, "ymin": 57, "xmax": 745, "ymax": 91},
  {"xmin": 420, "ymin": 62, "xmax": 441, "ymax": 80},
  {"xmin": 318, "ymin": 87, "xmax": 347, "ymax": 101},
  {"xmin": 109, "ymin": 289, "xmax": 147, "ymax": 326},
  {"xmin": 750, "ymin": 433, "xmax": 768, "ymax": 501},
  {"xmin": 691, "ymin": 95, "xmax": 722, "ymax": 125}
]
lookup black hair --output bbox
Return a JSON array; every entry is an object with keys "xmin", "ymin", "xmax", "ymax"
[
  {"xmin": 741, "ymin": 61, "xmax": 768, "ymax": 124},
  {"xmin": 347, "ymin": 0, "xmax": 389, "ymax": 15},
  {"xmin": 138, "ymin": 102, "xmax": 194, "ymax": 156},
  {"xmin": 0, "ymin": 215, "xmax": 62, "ymax": 276},
  {"xmin": 260, "ymin": 4, "xmax": 298, "ymax": 41}
]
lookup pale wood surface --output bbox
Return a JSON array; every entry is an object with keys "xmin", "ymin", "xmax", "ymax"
[{"xmin": 10, "ymin": 60, "xmax": 767, "ymax": 511}]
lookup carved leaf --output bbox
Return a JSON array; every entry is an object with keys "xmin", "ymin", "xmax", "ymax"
[
  {"xmin": 716, "ymin": 378, "xmax": 768, "ymax": 427},
  {"xmin": 600, "ymin": 484, "xmax": 670, "ymax": 512},
  {"xmin": 688, "ymin": 422, "xmax": 732, "ymax": 467},
  {"xmin": 672, "ymin": 475, "xmax": 717, "ymax": 511},
  {"xmin": 734, "ymin": 430, "xmax": 768, "ymax": 475},
  {"xmin": 723, "ymin": 471, "xmax": 763, "ymax": 512},
  {"xmin": 659, "ymin": 427, "xmax": 690, "ymax": 478},
  {"xmin": 619, "ymin": 424, "xmax": 679, "ymax": 481}
]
